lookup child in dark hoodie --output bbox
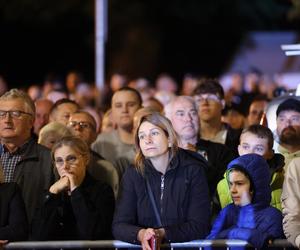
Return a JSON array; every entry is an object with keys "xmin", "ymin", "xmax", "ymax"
[{"xmin": 207, "ymin": 154, "xmax": 284, "ymax": 249}]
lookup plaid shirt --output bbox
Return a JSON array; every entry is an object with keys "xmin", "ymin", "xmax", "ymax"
[{"xmin": 0, "ymin": 141, "xmax": 29, "ymax": 182}]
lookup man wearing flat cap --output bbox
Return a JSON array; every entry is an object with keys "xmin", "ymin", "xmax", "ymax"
[{"xmin": 276, "ymin": 98, "xmax": 300, "ymax": 170}]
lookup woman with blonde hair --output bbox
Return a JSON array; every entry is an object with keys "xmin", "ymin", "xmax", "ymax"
[
  {"xmin": 32, "ymin": 136, "xmax": 115, "ymax": 240},
  {"xmin": 113, "ymin": 112, "xmax": 210, "ymax": 249}
]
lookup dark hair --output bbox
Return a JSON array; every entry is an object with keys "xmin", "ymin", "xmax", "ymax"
[
  {"xmin": 194, "ymin": 78, "xmax": 224, "ymax": 99},
  {"xmin": 50, "ymin": 98, "xmax": 80, "ymax": 115},
  {"xmin": 113, "ymin": 86, "xmax": 143, "ymax": 107},
  {"xmin": 241, "ymin": 125, "xmax": 274, "ymax": 150},
  {"xmin": 276, "ymin": 98, "xmax": 300, "ymax": 117},
  {"xmin": 227, "ymin": 166, "xmax": 254, "ymax": 193}
]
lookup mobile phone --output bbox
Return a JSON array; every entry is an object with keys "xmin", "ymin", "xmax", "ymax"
[{"xmin": 149, "ymin": 235, "xmax": 157, "ymax": 250}]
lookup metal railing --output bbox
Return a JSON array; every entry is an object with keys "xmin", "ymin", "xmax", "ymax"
[{"xmin": 3, "ymin": 239, "xmax": 297, "ymax": 249}]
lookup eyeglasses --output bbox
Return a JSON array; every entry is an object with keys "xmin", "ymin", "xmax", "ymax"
[
  {"xmin": 194, "ymin": 94, "xmax": 221, "ymax": 103},
  {"xmin": 54, "ymin": 154, "xmax": 79, "ymax": 167},
  {"xmin": 0, "ymin": 110, "xmax": 33, "ymax": 119},
  {"xmin": 68, "ymin": 121, "xmax": 95, "ymax": 130}
]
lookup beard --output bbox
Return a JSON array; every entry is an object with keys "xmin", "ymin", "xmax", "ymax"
[{"xmin": 280, "ymin": 126, "xmax": 300, "ymax": 146}]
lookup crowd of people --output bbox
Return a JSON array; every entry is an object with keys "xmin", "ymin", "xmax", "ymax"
[{"xmin": 0, "ymin": 70, "xmax": 299, "ymax": 249}]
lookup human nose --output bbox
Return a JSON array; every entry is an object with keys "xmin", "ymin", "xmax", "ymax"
[
  {"xmin": 282, "ymin": 118, "xmax": 292, "ymax": 128},
  {"xmin": 144, "ymin": 134, "xmax": 153, "ymax": 144},
  {"xmin": 184, "ymin": 113, "xmax": 193, "ymax": 121},
  {"xmin": 230, "ymin": 184, "xmax": 237, "ymax": 193},
  {"xmin": 122, "ymin": 104, "xmax": 129, "ymax": 113},
  {"xmin": 61, "ymin": 161, "xmax": 71, "ymax": 170}
]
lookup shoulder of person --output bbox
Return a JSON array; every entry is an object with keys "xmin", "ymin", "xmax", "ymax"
[{"xmin": 176, "ymin": 148, "xmax": 209, "ymax": 172}]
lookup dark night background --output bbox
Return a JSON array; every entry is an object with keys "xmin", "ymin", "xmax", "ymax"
[{"xmin": 0, "ymin": 0, "xmax": 299, "ymax": 89}]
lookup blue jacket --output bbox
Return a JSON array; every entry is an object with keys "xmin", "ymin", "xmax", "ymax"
[
  {"xmin": 207, "ymin": 154, "xmax": 284, "ymax": 249},
  {"xmin": 113, "ymin": 148, "xmax": 211, "ymax": 243}
]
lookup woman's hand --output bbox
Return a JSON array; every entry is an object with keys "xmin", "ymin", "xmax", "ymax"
[
  {"xmin": 64, "ymin": 172, "xmax": 84, "ymax": 192},
  {"xmin": 138, "ymin": 228, "xmax": 165, "ymax": 250},
  {"xmin": 49, "ymin": 176, "xmax": 70, "ymax": 194}
]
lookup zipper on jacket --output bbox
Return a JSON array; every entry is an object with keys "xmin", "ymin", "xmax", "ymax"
[{"xmin": 160, "ymin": 175, "xmax": 165, "ymax": 215}]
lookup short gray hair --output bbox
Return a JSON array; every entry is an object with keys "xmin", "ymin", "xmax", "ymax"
[
  {"xmin": 0, "ymin": 88, "xmax": 35, "ymax": 115},
  {"xmin": 164, "ymin": 95, "xmax": 196, "ymax": 119}
]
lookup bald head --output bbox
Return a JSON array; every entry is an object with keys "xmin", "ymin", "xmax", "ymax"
[
  {"xmin": 165, "ymin": 96, "xmax": 199, "ymax": 144},
  {"xmin": 34, "ymin": 98, "xmax": 53, "ymax": 135}
]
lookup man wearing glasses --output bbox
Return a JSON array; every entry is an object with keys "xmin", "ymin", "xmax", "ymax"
[
  {"xmin": 193, "ymin": 79, "xmax": 242, "ymax": 154},
  {"xmin": 0, "ymin": 89, "xmax": 53, "ymax": 226},
  {"xmin": 68, "ymin": 111, "xmax": 119, "ymax": 198}
]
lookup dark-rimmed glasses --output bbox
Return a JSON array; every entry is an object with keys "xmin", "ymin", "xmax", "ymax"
[{"xmin": 0, "ymin": 110, "xmax": 33, "ymax": 119}]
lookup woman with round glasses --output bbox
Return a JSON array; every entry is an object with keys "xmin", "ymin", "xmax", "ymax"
[
  {"xmin": 31, "ymin": 136, "xmax": 115, "ymax": 240},
  {"xmin": 113, "ymin": 111, "xmax": 211, "ymax": 248}
]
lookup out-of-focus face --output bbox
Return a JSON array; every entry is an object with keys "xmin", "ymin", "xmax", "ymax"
[
  {"xmin": 170, "ymin": 99, "xmax": 199, "ymax": 140},
  {"xmin": 195, "ymin": 93, "xmax": 224, "ymax": 122},
  {"xmin": 110, "ymin": 74, "xmax": 127, "ymax": 92},
  {"xmin": 54, "ymin": 145, "xmax": 86, "ymax": 179},
  {"xmin": 138, "ymin": 121, "xmax": 169, "ymax": 159},
  {"xmin": 238, "ymin": 132, "xmax": 272, "ymax": 159},
  {"xmin": 0, "ymin": 98, "xmax": 34, "ymax": 143},
  {"xmin": 34, "ymin": 99, "xmax": 53, "ymax": 135},
  {"xmin": 156, "ymin": 76, "xmax": 177, "ymax": 93},
  {"xmin": 68, "ymin": 113, "xmax": 96, "ymax": 146},
  {"xmin": 229, "ymin": 170, "xmax": 252, "ymax": 207},
  {"xmin": 101, "ymin": 113, "xmax": 114, "ymax": 134},
  {"xmin": 277, "ymin": 110, "xmax": 300, "ymax": 145},
  {"xmin": 51, "ymin": 103, "xmax": 78, "ymax": 125},
  {"xmin": 222, "ymin": 110, "xmax": 245, "ymax": 130},
  {"xmin": 247, "ymin": 100, "xmax": 268, "ymax": 126},
  {"xmin": 40, "ymin": 132, "xmax": 60, "ymax": 149},
  {"xmin": 181, "ymin": 77, "xmax": 197, "ymax": 96},
  {"xmin": 112, "ymin": 90, "xmax": 140, "ymax": 131}
]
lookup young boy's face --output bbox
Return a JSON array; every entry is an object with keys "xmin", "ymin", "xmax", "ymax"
[
  {"xmin": 228, "ymin": 170, "xmax": 252, "ymax": 206},
  {"xmin": 238, "ymin": 132, "xmax": 272, "ymax": 159}
]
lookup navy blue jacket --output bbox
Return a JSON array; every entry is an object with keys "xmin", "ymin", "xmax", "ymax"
[
  {"xmin": 113, "ymin": 148, "xmax": 210, "ymax": 243},
  {"xmin": 207, "ymin": 154, "xmax": 284, "ymax": 249}
]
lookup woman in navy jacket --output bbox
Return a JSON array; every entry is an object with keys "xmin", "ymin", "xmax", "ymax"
[
  {"xmin": 207, "ymin": 154, "xmax": 284, "ymax": 249},
  {"xmin": 113, "ymin": 111, "xmax": 210, "ymax": 249}
]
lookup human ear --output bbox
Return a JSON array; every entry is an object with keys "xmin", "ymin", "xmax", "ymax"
[{"xmin": 221, "ymin": 100, "xmax": 226, "ymax": 109}]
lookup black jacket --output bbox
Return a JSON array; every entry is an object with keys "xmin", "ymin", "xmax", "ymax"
[
  {"xmin": 224, "ymin": 125, "xmax": 242, "ymax": 156},
  {"xmin": 112, "ymin": 148, "xmax": 211, "ymax": 243},
  {"xmin": 8, "ymin": 138, "xmax": 54, "ymax": 224},
  {"xmin": 31, "ymin": 173, "xmax": 115, "ymax": 240},
  {"xmin": 0, "ymin": 182, "xmax": 28, "ymax": 241},
  {"xmin": 196, "ymin": 139, "xmax": 236, "ymax": 195}
]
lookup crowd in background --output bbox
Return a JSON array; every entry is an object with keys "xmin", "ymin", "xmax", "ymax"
[{"xmin": 0, "ymin": 70, "xmax": 299, "ymax": 249}]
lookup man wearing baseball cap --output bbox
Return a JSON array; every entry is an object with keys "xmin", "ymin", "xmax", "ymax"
[{"xmin": 276, "ymin": 98, "xmax": 300, "ymax": 170}]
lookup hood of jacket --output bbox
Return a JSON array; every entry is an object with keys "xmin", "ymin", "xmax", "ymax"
[{"xmin": 226, "ymin": 153, "xmax": 271, "ymax": 209}]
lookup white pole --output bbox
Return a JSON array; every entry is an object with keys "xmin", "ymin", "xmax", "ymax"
[{"xmin": 95, "ymin": 0, "xmax": 107, "ymax": 90}]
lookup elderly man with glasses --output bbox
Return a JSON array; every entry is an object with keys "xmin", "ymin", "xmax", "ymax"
[{"xmin": 0, "ymin": 89, "xmax": 53, "ymax": 227}]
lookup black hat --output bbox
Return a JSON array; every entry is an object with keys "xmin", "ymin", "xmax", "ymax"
[{"xmin": 276, "ymin": 98, "xmax": 300, "ymax": 117}]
